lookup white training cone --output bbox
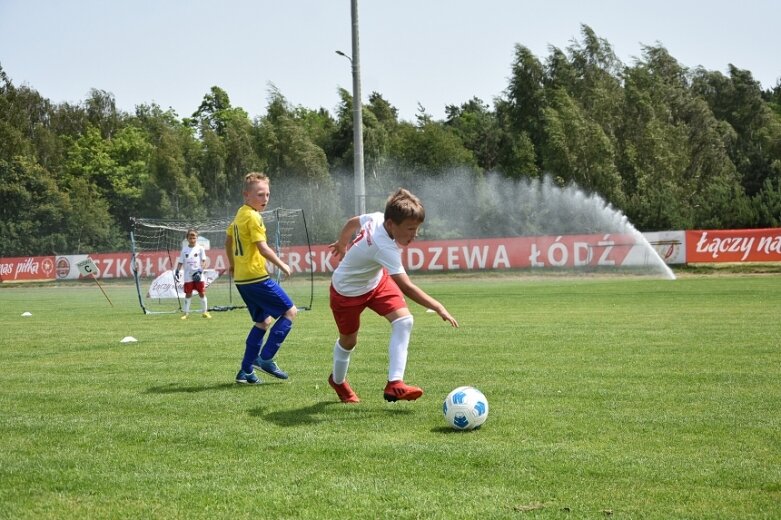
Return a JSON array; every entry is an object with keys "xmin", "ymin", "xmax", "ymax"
[
  {"xmin": 21, "ymin": 312, "xmax": 32, "ymax": 317},
  {"xmin": 120, "ymin": 336, "xmax": 138, "ymax": 343}
]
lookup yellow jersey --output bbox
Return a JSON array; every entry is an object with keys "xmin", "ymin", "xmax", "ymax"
[{"xmin": 226, "ymin": 205, "xmax": 270, "ymax": 284}]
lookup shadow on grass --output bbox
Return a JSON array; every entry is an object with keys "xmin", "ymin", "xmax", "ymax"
[
  {"xmin": 145, "ymin": 382, "xmax": 239, "ymax": 394},
  {"xmin": 430, "ymin": 425, "xmax": 483, "ymax": 434},
  {"xmin": 251, "ymin": 401, "xmax": 337, "ymax": 426},
  {"xmin": 146, "ymin": 378, "xmax": 289, "ymax": 394},
  {"xmin": 251, "ymin": 400, "xmax": 417, "ymax": 427}
]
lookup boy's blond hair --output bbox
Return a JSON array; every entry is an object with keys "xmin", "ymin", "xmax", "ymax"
[
  {"xmin": 243, "ymin": 172, "xmax": 269, "ymax": 192},
  {"xmin": 384, "ymin": 188, "xmax": 425, "ymax": 224}
]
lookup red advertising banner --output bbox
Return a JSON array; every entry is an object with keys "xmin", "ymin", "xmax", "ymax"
[
  {"xmin": 5, "ymin": 229, "xmax": 775, "ymax": 282},
  {"xmin": 0, "ymin": 256, "xmax": 56, "ymax": 282},
  {"xmin": 131, "ymin": 233, "xmax": 655, "ymax": 276},
  {"xmin": 686, "ymin": 228, "xmax": 781, "ymax": 263},
  {"xmin": 392, "ymin": 234, "xmax": 640, "ymax": 272},
  {"xmin": 93, "ymin": 252, "xmax": 155, "ymax": 279}
]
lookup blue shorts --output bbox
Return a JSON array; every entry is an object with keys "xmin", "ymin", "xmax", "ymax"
[{"xmin": 236, "ymin": 279, "xmax": 294, "ymax": 323}]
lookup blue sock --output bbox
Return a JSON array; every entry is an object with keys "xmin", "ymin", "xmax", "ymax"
[
  {"xmin": 241, "ymin": 326, "xmax": 266, "ymax": 373},
  {"xmin": 260, "ymin": 316, "xmax": 293, "ymax": 361}
]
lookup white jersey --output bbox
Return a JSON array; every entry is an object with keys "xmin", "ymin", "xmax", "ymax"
[
  {"xmin": 331, "ymin": 212, "xmax": 405, "ymax": 297},
  {"xmin": 178, "ymin": 244, "xmax": 207, "ymax": 279}
]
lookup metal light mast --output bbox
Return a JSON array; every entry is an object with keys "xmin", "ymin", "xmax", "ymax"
[
  {"xmin": 335, "ymin": 0, "xmax": 365, "ymax": 215},
  {"xmin": 349, "ymin": 0, "xmax": 365, "ymax": 215}
]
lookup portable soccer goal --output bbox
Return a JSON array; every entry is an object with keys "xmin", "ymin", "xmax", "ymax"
[{"xmin": 130, "ymin": 208, "xmax": 314, "ymax": 315}]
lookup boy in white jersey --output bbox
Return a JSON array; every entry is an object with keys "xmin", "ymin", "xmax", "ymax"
[
  {"xmin": 327, "ymin": 188, "xmax": 459, "ymax": 403},
  {"xmin": 175, "ymin": 229, "xmax": 211, "ymax": 319}
]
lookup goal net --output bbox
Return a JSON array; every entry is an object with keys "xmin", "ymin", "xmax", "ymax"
[{"xmin": 130, "ymin": 208, "xmax": 314, "ymax": 315}]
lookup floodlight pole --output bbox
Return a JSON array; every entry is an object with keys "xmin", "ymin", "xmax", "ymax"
[{"xmin": 336, "ymin": 0, "xmax": 365, "ymax": 215}]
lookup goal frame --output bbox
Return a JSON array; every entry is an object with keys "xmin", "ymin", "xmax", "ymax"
[{"xmin": 129, "ymin": 208, "xmax": 314, "ymax": 315}]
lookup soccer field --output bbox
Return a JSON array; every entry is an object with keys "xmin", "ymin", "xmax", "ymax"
[{"xmin": 1, "ymin": 274, "xmax": 779, "ymax": 519}]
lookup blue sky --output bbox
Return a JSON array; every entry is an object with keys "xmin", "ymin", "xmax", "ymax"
[{"xmin": 1, "ymin": 0, "xmax": 778, "ymax": 122}]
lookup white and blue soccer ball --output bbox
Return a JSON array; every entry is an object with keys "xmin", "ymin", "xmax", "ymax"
[{"xmin": 443, "ymin": 386, "xmax": 489, "ymax": 430}]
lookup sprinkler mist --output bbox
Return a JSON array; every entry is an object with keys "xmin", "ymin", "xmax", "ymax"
[
  {"xmin": 273, "ymin": 168, "xmax": 676, "ymax": 280},
  {"xmin": 372, "ymin": 170, "xmax": 677, "ymax": 280}
]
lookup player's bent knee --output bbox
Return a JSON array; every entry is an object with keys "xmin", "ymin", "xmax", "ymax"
[
  {"xmin": 391, "ymin": 314, "xmax": 414, "ymax": 332},
  {"xmin": 339, "ymin": 334, "xmax": 358, "ymax": 349}
]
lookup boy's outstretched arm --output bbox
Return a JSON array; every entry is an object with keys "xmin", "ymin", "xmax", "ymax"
[{"xmin": 391, "ymin": 273, "xmax": 459, "ymax": 328}]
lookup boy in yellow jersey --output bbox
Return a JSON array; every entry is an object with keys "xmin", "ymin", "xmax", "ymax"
[{"xmin": 225, "ymin": 172, "xmax": 298, "ymax": 384}]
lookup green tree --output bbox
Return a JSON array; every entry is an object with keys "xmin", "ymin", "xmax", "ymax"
[
  {"xmin": 146, "ymin": 126, "xmax": 204, "ymax": 219},
  {"xmin": 0, "ymin": 158, "xmax": 65, "ymax": 255},
  {"xmin": 197, "ymin": 126, "xmax": 228, "ymax": 212},
  {"xmin": 190, "ymin": 86, "xmax": 261, "ymax": 207},
  {"xmin": 328, "ymin": 88, "xmax": 399, "ymax": 180},
  {"xmin": 619, "ymin": 45, "xmax": 750, "ymax": 229},
  {"xmin": 498, "ymin": 44, "xmax": 547, "ymax": 170},
  {"xmin": 135, "ymin": 103, "xmax": 207, "ymax": 218},
  {"xmin": 541, "ymin": 87, "xmax": 623, "ymax": 204},
  {"xmin": 62, "ymin": 126, "xmax": 115, "ymax": 198},
  {"xmin": 387, "ymin": 119, "xmax": 476, "ymax": 178},
  {"xmin": 329, "ymin": 87, "xmax": 359, "ymax": 171},
  {"xmin": 105, "ymin": 125, "xmax": 154, "ymax": 226},
  {"xmin": 692, "ymin": 66, "xmax": 781, "ymax": 203},
  {"xmin": 64, "ymin": 176, "xmax": 120, "ymax": 252},
  {"xmin": 492, "ymin": 99, "xmax": 538, "ymax": 178},
  {"xmin": 445, "ymin": 97, "xmax": 503, "ymax": 172},
  {"xmin": 253, "ymin": 87, "xmax": 338, "ymax": 241},
  {"xmin": 362, "ymin": 92, "xmax": 398, "ymax": 180},
  {"xmin": 764, "ymin": 80, "xmax": 781, "ymax": 117},
  {"xmin": 291, "ymin": 105, "xmax": 337, "ymax": 153},
  {"xmin": 255, "ymin": 88, "xmax": 329, "ymax": 181},
  {"xmin": 49, "ymin": 101, "xmax": 90, "ymax": 141},
  {"xmin": 84, "ymin": 89, "xmax": 123, "ymax": 139},
  {"xmin": 561, "ymin": 25, "xmax": 624, "ymax": 139},
  {"xmin": 751, "ymin": 178, "xmax": 781, "ymax": 227},
  {"xmin": 0, "ymin": 158, "xmax": 118, "ymax": 255},
  {"xmin": 0, "ymin": 68, "xmax": 39, "ymax": 162},
  {"xmin": 534, "ymin": 26, "xmax": 627, "ymax": 206},
  {"xmin": 190, "ymin": 86, "xmax": 232, "ymax": 136}
]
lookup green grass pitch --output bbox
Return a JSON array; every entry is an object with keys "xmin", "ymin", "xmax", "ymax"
[{"xmin": 1, "ymin": 273, "xmax": 780, "ymax": 518}]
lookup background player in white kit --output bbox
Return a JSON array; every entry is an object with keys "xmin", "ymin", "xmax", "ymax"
[
  {"xmin": 175, "ymin": 228, "xmax": 211, "ymax": 319},
  {"xmin": 327, "ymin": 188, "xmax": 459, "ymax": 403}
]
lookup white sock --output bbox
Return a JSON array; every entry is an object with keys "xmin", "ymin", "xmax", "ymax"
[
  {"xmin": 388, "ymin": 315, "xmax": 413, "ymax": 382},
  {"xmin": 183, "ymin": 298, "xmax": 191, "ymax": 313},
  {"xmin": 332, "ymin": 341, "xmax": 353, "ymax": 384},
  {"xmin": 200, "ymin": 296, "xmax": 208, "ymax": 313}
]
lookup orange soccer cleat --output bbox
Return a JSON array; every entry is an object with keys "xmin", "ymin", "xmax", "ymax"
[
  {"xmin": 328, "ymin": 374, "xmax": 360, "ymax": 403},
  {"xmin": 383, "ymin": 380, "xmax": 423, "ymax": 402}
]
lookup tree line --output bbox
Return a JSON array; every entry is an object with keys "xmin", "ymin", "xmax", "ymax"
[{"xmin": 1, "ymin": 25, "xmax": 780, "ymax": 257}]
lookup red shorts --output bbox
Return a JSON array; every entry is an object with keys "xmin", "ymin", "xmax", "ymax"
[
  {"xmin": 330, "ymin": 270, "xmax": 406, "ymax": 335},
  {"xmin": 183, "ymin": 281, "xmax": 206, "ymax": 297}
]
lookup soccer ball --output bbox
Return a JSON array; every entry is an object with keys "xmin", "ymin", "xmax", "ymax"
[{"xmin": 443, "ymin": 386, "xmax": 489, "ymax": 430}]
